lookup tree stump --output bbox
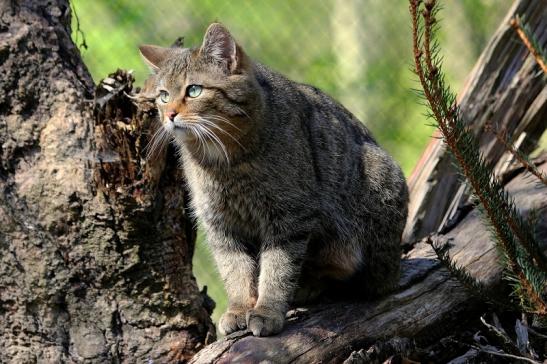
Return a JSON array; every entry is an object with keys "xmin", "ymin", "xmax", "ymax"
[{"xmin": 0, "ymin": 1, "xmax": 213, "ymax": 362}]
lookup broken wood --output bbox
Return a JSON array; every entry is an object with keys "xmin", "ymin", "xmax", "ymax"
[{"xmin": 403, "ymin": 0, "xmax": 547, "ymax": 245}]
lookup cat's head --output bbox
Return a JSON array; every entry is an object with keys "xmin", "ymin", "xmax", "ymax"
[{"xmin": 139, "ymin": 23, "xmax": 261, "ymax": 165}]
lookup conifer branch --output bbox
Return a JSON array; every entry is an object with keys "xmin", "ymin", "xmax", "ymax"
[
  {"xmin": 409, "ymin": 0, "xmax": 547, "ymax": 315},
  {"xmin": 485, "ymin": 126, "xmax": 547, "ymax": 275},
  {"xmin": 510, "ymin": 16, "xmax": 547, "ymax": 74},
  {"xmin": 484, "ymin": 123, "xmax": 547, "ymax": 186},
  {"xmin": 427, "ymin": 237, "xmax": 514, "ymax": 310}
]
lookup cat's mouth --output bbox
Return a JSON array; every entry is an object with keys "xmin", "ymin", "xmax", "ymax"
[
  {"xmin": 164, "ymin": 115, "xmax": 236, "ymax": 163},
  {"xmin": 165, "ymin": 118, "xmax": 189, "ymax": 130},
  {"xmin": 164, "ymin": 114, "xmax": 245, "ymax": 162}
]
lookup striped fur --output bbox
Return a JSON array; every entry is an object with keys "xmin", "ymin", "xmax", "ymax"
[{"xmin": 139, "ymin": 23, "xmax": 408, "ymax": 337}]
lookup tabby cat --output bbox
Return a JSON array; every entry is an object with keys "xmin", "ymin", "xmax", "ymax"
[{"xmin": 139, "ymin": 23, "xmax": 408, "ymax": 337}]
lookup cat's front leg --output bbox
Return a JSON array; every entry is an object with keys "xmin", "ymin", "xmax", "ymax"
[
  {"xmin": 247, "ymin": 237, "xmax": 308, "ymax": 336},
  {"xmin": 208, "ymin": 232, "xmax": 258, "ymax": 335}
]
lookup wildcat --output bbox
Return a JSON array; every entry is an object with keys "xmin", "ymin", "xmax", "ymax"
[{"xmin": 139, "ymin": 23, "xmax": 409, "ymax": 337}]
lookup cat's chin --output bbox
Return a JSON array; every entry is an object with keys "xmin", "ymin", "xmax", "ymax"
[{"xmin": 171, "ymin": 129, "xmax": 194, "ymax": 143}]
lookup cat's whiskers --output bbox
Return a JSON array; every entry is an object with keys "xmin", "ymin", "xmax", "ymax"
[
  {"xmin": 181, "ymin": 116, "xmax": 227, "ymax": 163},
  {"xmin": 203, "ymin": 114, "xmax": 243, "ymax": 132},
  {"xmin": 148, "ymin": 114, "xmax": 243, "ymax": 164},
  {"xmin": 183, "ymin": 115, "xmax": 234, "ymax": 163},
  {"xmin": 185, "ymin": 113, "xmax": 246, "ymax": 152},
  {"xmin": 190, "ymin": 123, "xmax": 210, "ymax": 165},
  {"xmin": 198, "ymin": 123, "xmax": 230, "ymax": 163},
  {"xmin": 197, "ymin": 117, "xmax": 247, "ymax": 152},
  {"xmin": 145, "ymin": 124, "xmax": 170, "ymax": 160},
  {"xmin": 174, "ymin": 121, "xmax": 206, "ymax": 164}
]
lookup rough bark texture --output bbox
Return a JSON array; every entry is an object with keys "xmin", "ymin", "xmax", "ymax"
[
  {"xmin": 0, "ymin": 1, "xmax": 214, "ymax": 363},
  {"xmin": 403, "ymin": 0, "xmax": 547, "ymax": 245},
  {"xmin": 190, "ymin": 156, "xmax": 547, "ymax": 364}
]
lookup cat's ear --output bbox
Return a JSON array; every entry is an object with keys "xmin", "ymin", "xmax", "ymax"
[
  {"xmin": 200, "ymin": 23, "xmax": 239, "ymax": 73},
  {"xmin": 139, "ymin": 45, "xmax": 171, "ymax": 72}
]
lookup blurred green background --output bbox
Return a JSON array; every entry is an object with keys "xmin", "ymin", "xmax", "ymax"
[{"xmin": 71, "ymin": 0, "xmax": 510, "ymax": 324}]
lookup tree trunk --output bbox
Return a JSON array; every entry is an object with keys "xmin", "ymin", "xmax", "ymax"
[{"xmin": 0, "ymin": 1, "xmax": 214, "ymax": 363}]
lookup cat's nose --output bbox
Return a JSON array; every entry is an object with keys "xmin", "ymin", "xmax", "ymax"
[{"xmin": 165, "ymin": 110, "xmax": 178, "ymax": 122}]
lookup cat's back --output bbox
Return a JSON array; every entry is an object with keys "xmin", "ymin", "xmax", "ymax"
[
  {"xmin": 254, "ymin": 63, "xmax": 374, "ymax": 144},
  {"xmin": 254, "ymin": 62, "xmax": 407, "ymax": 218}
]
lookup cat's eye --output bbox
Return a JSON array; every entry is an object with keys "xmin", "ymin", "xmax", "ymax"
[
  {"xmin": 158, "ymin": 90, "xmax": 170, "ymax": 103},
  {"xmin": 186, "ymin": 85, "xmax": 203, "ymax": 98}
]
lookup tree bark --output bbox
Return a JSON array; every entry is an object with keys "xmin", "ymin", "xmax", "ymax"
[
  {"xmin": 0, "ymin": 1, "xmax": 213, "ymax": 363},
  {"xmin": 190, "ymin": 159, "xmax": 547, "ymax": 364}
]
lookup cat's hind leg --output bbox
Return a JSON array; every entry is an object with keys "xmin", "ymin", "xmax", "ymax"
[{"xmin": 314, "ymin": 236, "xmax": 400, "ymax": 299}]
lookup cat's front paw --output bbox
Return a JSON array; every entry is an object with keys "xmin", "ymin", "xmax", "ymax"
[
  {"xmin": 246, "ymin": 306, "xmax": 285, "ymax": 336},
  {"xmin": 219, "ymin": 309, "xmax": 247, "ymax": 335}
]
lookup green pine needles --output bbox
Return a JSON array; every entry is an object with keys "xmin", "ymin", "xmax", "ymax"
[
  {"xmin": 409, "ymin": 0, "xmax": 547, "ymax": 315},
  {"xmin": 485, "ymin": 123, "xmax": 547, "ymax": 187}
]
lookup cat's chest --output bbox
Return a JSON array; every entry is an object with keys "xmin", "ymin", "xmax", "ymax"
[{"xmin": 184, "ymin": 163, "xmax": 263, "ymax": 230}]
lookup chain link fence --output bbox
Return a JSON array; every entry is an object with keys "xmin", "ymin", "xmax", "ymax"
[{"xmin": 71, "ymin": 0, "xmax": 510, "ymax": 323}]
